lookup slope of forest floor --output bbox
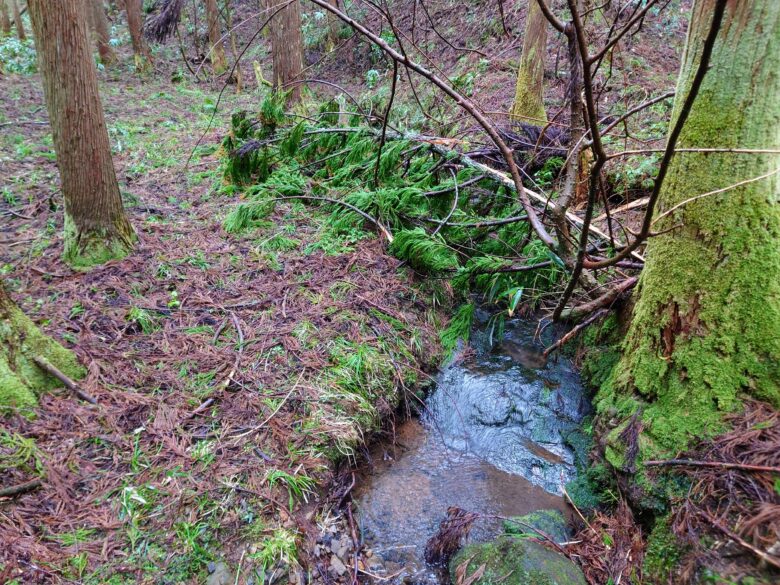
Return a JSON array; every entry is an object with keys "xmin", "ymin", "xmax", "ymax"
[{"xmin": 0, "ymin": 71, "xmax": 444, "ymax": 584}]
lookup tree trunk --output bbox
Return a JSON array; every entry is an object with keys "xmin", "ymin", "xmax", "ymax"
[
  {"xmin": 124, "ymin": 0, "xmax": 152, "ymax": 71},
  {"xmin": 11, "ymin": 0, "xmax": 24, "ymax": 39},
  {"xmin": 510, "ymin": 0, "xmax": 547, "ymax": 124},
  {"xmin": 1, "ymin": 1, "xmax": 11, "ymax": 35},
  {"xmin": 224, "ymin": 0, "xmax": 242, "ymax": 90},
  {"xmin": 0, "ymin": 282, "xmax": 84, "ymax": 408},
  {"xmin": 270, "ymin": 0, "xmax": 303, "ymax": 103},
  {"xmin": 325, "ymin": 0, "xmax": 339, "ymax": 49},
  {"xmin": 28, "ymin": 0, "xmax": 136, "ymax": 269},
  {"xmin": 602, "ymin": 0, "xmax": 780, "ymax": 462},
  {"xmin": 205, "ymin": 0, "xmax": 226, "ymax": 74},
  {"xmin": 87, "ymin": 0, "xmax": 116, "ymax": 65}
]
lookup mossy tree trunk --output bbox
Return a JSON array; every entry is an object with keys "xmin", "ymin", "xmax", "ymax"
[
  {"xmin": 11, "ymin": 0, "xmax": 24, "ymax": 39},
  {"xmin": 205, "ymin": 0, "xmax": 227, "ymax": 74},
  {"xmin": 87, "ymin": 0, "xmax": 116, "ymax": 65},
  {"xmin": 0, "ymin": 283, "xmax": 84, "ymax": 408},
  {"xmin": 29, "ymin": 0, "xmax": 136, "ymax": 269},
  {"xmin": 510, "ymin": 0, "xmax": 547, "ymax": 124},
  {"xmin": 124, "ymin": 0, "xmax": 152, "ymax": 71},
  {"xmin": 270, "ymin": 0, "xmax": 303, "ymax": 104},
  {"xmin": 601, "ymin": 0, "xmax": 780, "ymax": 461}
]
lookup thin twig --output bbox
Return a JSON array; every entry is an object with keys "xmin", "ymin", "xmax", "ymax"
[
  {"xmin": 431, "ymin": 169, "xmax": 460, "ymax": 236},
  {"xmin": 229, "ymin": 371, "xmax": 304, "ymax": 441},
  {"xmin": 265, "ymin": 195, "xmax": 394, "ymax": 242},
  {"xmin": 645, "ymin": 459, "xmax": 780, "ymax": 474},
  {"xmin": 652, "ymin": 167, "xmax": 780, "ymax": 226},
  {"xmin": 0, "ymin": 478, "xmax": 42, "ymax": 498},
  {"xmin": 373, "ymin": 59, "xmax": 399, "ymax": 187},
  {"xmin": 32, "ymin": 356, "xmax": 97, "ymax": 404},
  {"xmin": 700, "ymin": 510, "xmax": 780, "ymax": 571},
  {"xmin": 544, "ymin": 308, "xmax": 609, "ymax": 358}
]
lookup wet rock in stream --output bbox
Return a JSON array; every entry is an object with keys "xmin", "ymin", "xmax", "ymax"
[
  {"xmin": 355, "ymin": 316, "xmax": 592, "ymax": 584},
  {"xmin": 451, "ymin": 537, "xmax": 587, "ymax": 585}
]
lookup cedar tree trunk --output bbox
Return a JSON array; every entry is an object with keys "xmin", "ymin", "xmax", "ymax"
[
  {"xmin": 1, "ymin": 1, "xmax": 11, "ymax": 35},
  {"xmin": 88, "ymin": 0, "xmax": 116, "ymax": 65},
  {"xmin": 29, "ymin": 0, "xmax": 136, "ymax": 268},
  {"xmin": 11, "ymin": 0, "xmax": 24, "ymax": 39},
  {"xmin": 124, "ymin": 0, "xmax": 152, "ymax": 70},
  {"xmin": 510, "ymin": 0, "xmax": 547, "ymax": 124},
  {"xmin": 205, "ymin": 0, "xmax": 226, "ymax": 74},
  {"xmin": 600, "ymin": 0, "xmax": 780, "ymax": 463},
  {"xmin": 270, "ymin": 0, "xmax": 303, "ymax": 103}
]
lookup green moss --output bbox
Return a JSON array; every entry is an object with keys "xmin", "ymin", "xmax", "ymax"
[
  {"xmin": 580, "ymin": 315, "xmax": 622, "ymax": 390},
  {"xmin": 0, "ymin": 299, "xmax": 85, "ymax": 408},
  {"xmin": 643, "ymin": 515, "xmax": 686, "ymax": 583},
  {"xmin": 596, "ymin": 3, "xmax": 780, "ymax": 461},
  {"xmin": 63, "ymin": 213, "xmax": 136, "ymax": 269},
  {"xmin": 450, "ymin": 537, "xmax": 586, "ymax": 585},
  {"xmin": 503, "ymin": 509, "xmax": 570, "ymax": 543}
]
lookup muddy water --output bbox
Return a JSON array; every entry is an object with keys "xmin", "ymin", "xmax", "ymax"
[{"xmin": 355, "ymin": 314, "xmax": 591, "ymax": 583}]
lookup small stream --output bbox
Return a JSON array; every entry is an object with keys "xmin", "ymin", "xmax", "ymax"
[{"xmin": 354, "ymin": 313, "xmax": 591, "ymax": 584}]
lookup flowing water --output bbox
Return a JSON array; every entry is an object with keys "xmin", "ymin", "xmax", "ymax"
[{"xmin": 354, "ymin": 313, "xmax": 591, "ymax": 583}]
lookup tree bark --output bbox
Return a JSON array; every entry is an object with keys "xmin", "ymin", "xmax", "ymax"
[
  {"xmin": 603, "ymin": 0, "xmax": 780, "ymax": 461},
  {"xmin": 325, "ymin": 0, "xmax": 339, "ymax": 49},
  {"xmin": 11, "ymin": 0, "xmax": 24, "ymax": 39},
  {"xmin": 124, "ymin": 0, "xmax": 152, "ymax": 71},
  {"xmin": 1, "ymin": 1, "xmax": 11, "ymax": 35},
  {"xmin": 28, "ymin": 0, "xmax": 136, "ymax": 269},
  {"xmin": 270, "ymin": 0, "xmax": 303, "ymax": 103},
  {"xmin": 0, "ymin": 282, "xmax": 84, "ymax": 408},
  {"xmin": 224, "ymin": 0, "xmax": 242, "ymax": 90},
  {"xmin": 205, "ymin": 0, "xmax": 226, "ymax": 74},
  {"xmin": 510, "ymin": 0, "xmax": 547, "ymax": 124},
  {"xmin": 87, "ymin": 0, "xmax": 116, "ymax": 65}
]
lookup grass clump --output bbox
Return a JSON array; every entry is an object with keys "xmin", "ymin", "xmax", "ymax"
[{"xmin": 441, "ymin": 302, "xmax": 475, "ymax": 355}]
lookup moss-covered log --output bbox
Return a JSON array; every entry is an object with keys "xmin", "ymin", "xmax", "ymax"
[
  {"xmin": 0, "ymin": 283, "xmax": 84, "ymax": 408},
  {"xmin": 598, "ymin": 0, "xmax": 780, "ymax": 462}
]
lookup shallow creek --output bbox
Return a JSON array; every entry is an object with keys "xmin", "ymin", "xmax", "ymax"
[{"xmin": 354, "ymin": 314, "xmax": 591, "ymax": 583}]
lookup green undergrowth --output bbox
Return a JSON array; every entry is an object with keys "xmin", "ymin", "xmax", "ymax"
[{"xmin": 220, "ymin": 93, "xmax": 565, "ymax": 354}]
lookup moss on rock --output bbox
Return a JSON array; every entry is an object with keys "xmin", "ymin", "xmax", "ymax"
[
  {"xmin": 450, "ymin": 537, "xmax": 586, "ymax": 585},
  {"xmin": 503, "ymin": 509, "xmax": 571, "ymax": 543}
]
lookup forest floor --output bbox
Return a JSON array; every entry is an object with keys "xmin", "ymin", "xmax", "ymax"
[{"xmin": 0, "ymin": 70, "xmax": 445, "ymax": 584}]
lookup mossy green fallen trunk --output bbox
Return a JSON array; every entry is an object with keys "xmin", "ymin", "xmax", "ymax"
[
  {"xmin": 0, "ymin": 283, "xmax": 84, "ymax": 408},
  {"xmin": 598, "ymin": 0, "xmax": 780, "ymax": 463}
]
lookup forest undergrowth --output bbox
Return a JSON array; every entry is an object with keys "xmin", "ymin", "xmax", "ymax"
[{"xmin": 0, "ymin": 72, "xmax": 446, "ymax": 584}]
